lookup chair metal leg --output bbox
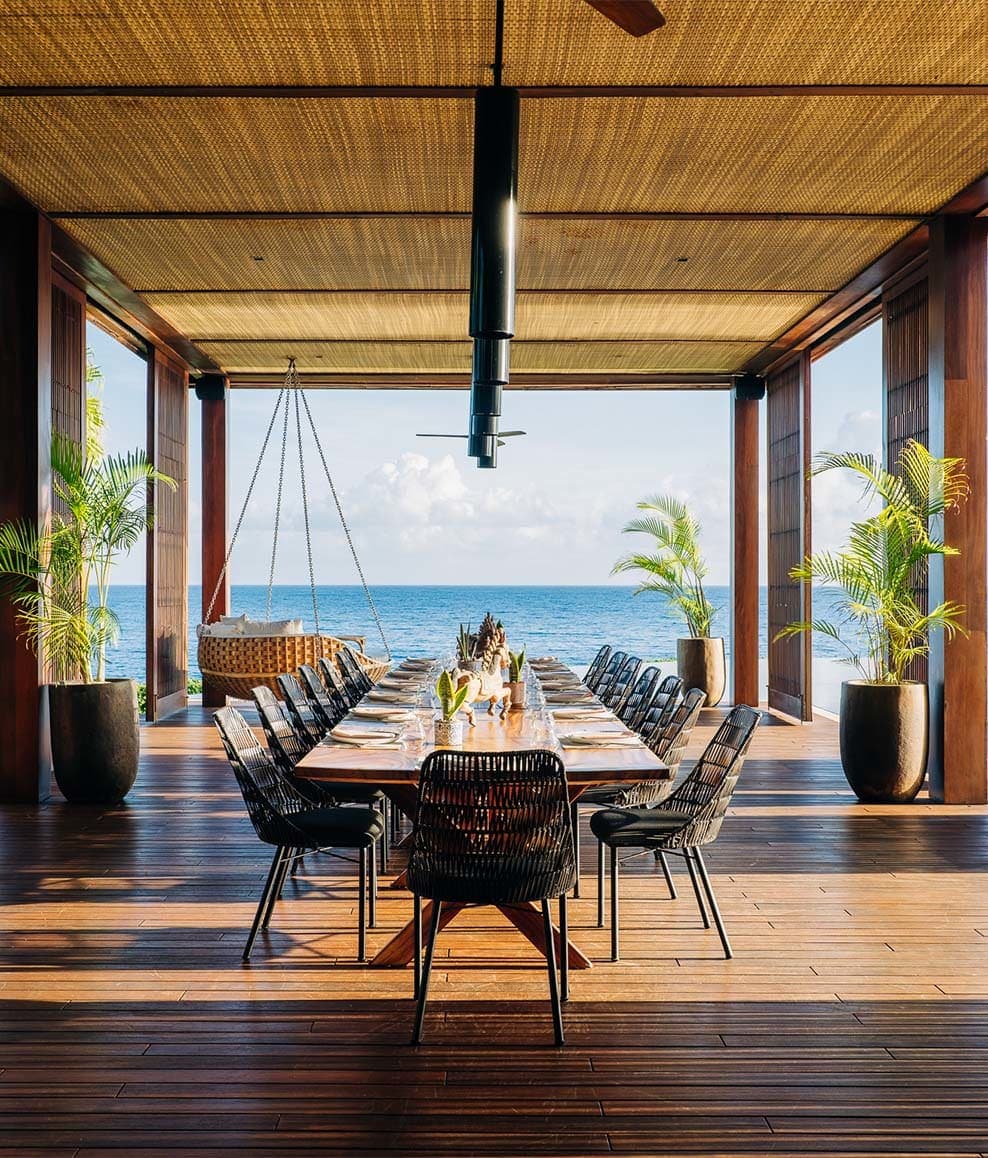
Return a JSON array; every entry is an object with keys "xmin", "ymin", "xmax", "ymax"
[
  {"xmin": 412, "ymin": 900, "xmax": 443, "ymax": 1045},
  {"xmin": 244, "ymin": 846, "xmax": 284, "ymax": 962},
  {"xmin": 571, "ymin": 802, "xmax": 581, "ymax": 897},
  {"xmin": 694, "ymin": 847, "xmax": 732, "ymax": 959},
  {"xmin": 378, "ymin": 801, "xmax": 389, "ymax": 873},
  {"xmin": 413, "ymin": 894, "xmax": 423, "ymax": 999},
  {"xmin": 558, "ymin": 893, "xmax": 570, "ymax": 1002},
  {"xmin": 541, "ymin": 899, "xmax": 565, "ymax": 1046},
  {"xmin": 597, "ymin": 838, "xmax": 606, "ymax": 927},
  {"xmin": 369, "ymin": 839, "xmax": 378, "ymax": 929},
  {"xmin": 610, "ymin": 844, "xmax": 620, "ymax": 962},
  {"xmin": 262, "ymin": 846, "xmax": 292, "ymax": 929},
  {"xmin": 657, "ymin": 850, "xmax": 678, "ymax": 900},
  {"xmin": 357, "ymin": 847, "xmax": 367, "ymax": 963},
  {"xmin": 683, "ymin": 848, "xmax": 710, "ymax": 928}
]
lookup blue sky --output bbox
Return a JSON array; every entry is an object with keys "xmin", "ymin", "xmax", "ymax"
[{"xmin": 87, "ymin": 320, "xmax": 882, "ymax": 588}]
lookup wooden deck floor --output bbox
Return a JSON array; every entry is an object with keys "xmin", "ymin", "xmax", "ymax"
[{"xmin": 3, "ymin": 707, "xmax": 988, "ymax": 1155}]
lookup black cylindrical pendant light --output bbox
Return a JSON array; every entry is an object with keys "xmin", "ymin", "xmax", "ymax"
[{"xmin": 467, "ymin": 76, "xmax": 518, "ymax": 468}]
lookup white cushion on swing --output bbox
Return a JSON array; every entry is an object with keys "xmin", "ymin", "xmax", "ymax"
[
  {"xmin": 202, "ymin": 621, "xmax": 243, "ymax": 638},
  {"xmin": 242, "ymin": 617, "xmax": 304, "ymax": 637},
  {"xmin": 220, "ymin": 613, "xmax": 249, "ymax": 630}
]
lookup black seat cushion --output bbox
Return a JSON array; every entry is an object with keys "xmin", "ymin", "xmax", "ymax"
[
  {"xmin": 589, "ymin": 807, "xmax": 691, "ymax": 848},
  {"xmin": 301, "ymin": 778, "xmax": 384, "ymax": 806},
  {"xmin": 407, "ymin": 852, "xmax": 576, "ymax": 905},
  {"xmin": 290, "ymin": 805, "xmax": 384, "ymax": 850}
]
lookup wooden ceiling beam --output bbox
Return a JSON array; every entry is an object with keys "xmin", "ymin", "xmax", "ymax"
[
  {"xmin": 223, "ymin": 371, "xmax": 734, "ymax": 390},
  {"xmin": 137, "ymin": 286, "xmax": 834, "ymax": 296},
  {"xmin": 3, "ymin": 84, "xmax": 986, "ymax": 97},
  {"xmin": 49, "ymin": 210, "xmax": 922, "ymax": 222}
]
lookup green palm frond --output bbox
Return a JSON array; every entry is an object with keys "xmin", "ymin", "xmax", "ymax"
[
  {"xmin": 613, "ymin": 493, "xmax": 715, "ymax": 637},
  {"xmin": 786, "ymin": 439, "xmax": 968, "ymax": 683}
]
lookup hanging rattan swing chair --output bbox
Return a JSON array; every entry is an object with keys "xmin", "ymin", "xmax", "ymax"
[{"xmin": 197, "ymin": 360, "xmax": 392, "ymax": 700}]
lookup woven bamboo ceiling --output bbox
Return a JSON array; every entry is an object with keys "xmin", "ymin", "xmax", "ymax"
[{"xmin": 1, "ymin": 1, "xmax": 986, "ymax": 386}]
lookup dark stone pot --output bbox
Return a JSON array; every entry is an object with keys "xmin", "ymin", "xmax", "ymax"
[
  {"xmin": 49, "ymin": 679, "xmax": 140, "ymax": 805},
  {"xmin": 839, "ymin": 680, "xmax": 928, "ymax": 803},
  {"xmin": 677, "ymin": 637, "xmax": 726, "ymax": 707}
]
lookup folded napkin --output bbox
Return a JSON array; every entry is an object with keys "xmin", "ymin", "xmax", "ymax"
[
  {"xmin": 545, "ymin": 693, "xmax": 596, "ymax": 704},
  {"xmin": 350, "ymin": 705, "xmax": 413, "ymax": 722},
  {"xmin": 557, "ymin": 733, "xmax": 641, "ymax": 749},
  {"xmin": 551, "ymin": 707, "xmax": 613, "ymax": 721},
  {"xmin": 400, "ymin": 659, "xmax": 434, "ymax": 669},
  {"xmin": 367, "ymin": 689, "xmax": 419, "ymax": 704},
  {"xmin": 332, "ymin": 724, "xmax": 402, "ymax": 740},
  {"xmin": 322, "ymin": 734, "xmax": 405, "ymax": 750},
  {"xmin": 378, "ymin": 676, "xmax": 421, "ymax": 689}
]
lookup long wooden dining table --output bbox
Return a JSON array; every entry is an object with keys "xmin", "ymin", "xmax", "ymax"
[{"xmin": 296, "ymin": 664, "xmax": 669, "ymax": 969}]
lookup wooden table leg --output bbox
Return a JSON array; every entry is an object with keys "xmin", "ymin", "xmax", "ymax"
[
  {"xmin": 495, "ymin": 902, "xmax": 593, "ymax": 970},
  {"xmin": 370, "ymin": 900, "xmax": 465, "ymax": 966}
]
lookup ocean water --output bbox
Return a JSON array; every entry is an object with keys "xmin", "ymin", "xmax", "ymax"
[{"xmin": 101, "ymin": 584, "xmax": 853, "ymax": 683}]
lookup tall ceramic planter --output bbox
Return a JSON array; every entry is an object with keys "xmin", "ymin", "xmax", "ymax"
[
  {"xmin": 839, "ymin": 680, "xmax": 928, "ymax": 803},
  {"xmin": 49, "ymin": 679, "xmax": 140, "ymax": 805},
  {"xmin": 677, "ymin": 637, "xmax": 725, "ymax": 707}
]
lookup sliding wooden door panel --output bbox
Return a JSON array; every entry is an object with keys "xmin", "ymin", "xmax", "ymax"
[
  {"xmin": 146, "ymin": 350, "xmax": 188, "ymax": 721},
  {"xmin": 767, "ymin": 353, "xmax": 812, "ymax": 720}
]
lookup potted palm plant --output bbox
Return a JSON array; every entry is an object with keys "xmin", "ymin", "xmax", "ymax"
[
  {"xmin": 613, "ymin": 494, "xmax": 723, "ymax": 705},
  {"xmin": 434, "ymin": 669, "xmax": 471, "ymax": 746},
  {"xmin": 778, "ymin": 440, "xmax": 967, "ymax": 803},
  {"xmin": 0, "ymin": 431, "xmax": 174, "ymax": 804}
]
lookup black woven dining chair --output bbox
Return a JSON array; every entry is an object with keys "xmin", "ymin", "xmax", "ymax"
[
  {"xmin": 601, "ymin": 655, "xmax": 643, "ymax": 711},
  {"xmin": 591, "ymin": 649, "xmax": 626, "ymax": 701},
  {"xmin": 583, "ymin": 645, "xmax": 613, "ymax": 692},
  {"xmin": 213, "ymin": 706, "xmax": 384, "ymax": 962},
  {"xmin": 337, "ymin": 645, "xmax": 374, "ymax": 698},
  {"xmin": 318, "ymin": 656, "xmax": 355, "ymax": 709},
  {"xmin": 277, "ymin": 673, "xmax": 326, "ymax": 743},
  {"xmin": 637, "ymin": 674, "xmax": 684, "ymax": 738},
  {"xmin": 299, "ymin": 663, "xmax": 347, "ymax": 729},
  {"xmin": 407, "ymin": 748, "xmax": 577, "ymax": 1047},
  {"xmin": 590, "ymin": 704, "xmax": 760, "ymax": 961},
  {"xmin": 618, "ymin": 665, "xmax": 662, "ymax": 729}
]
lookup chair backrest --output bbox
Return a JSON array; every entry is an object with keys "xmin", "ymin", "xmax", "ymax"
[
  {"xmin": 318, "ymin": 655, "xmax": 351, "ymax": 701},
  {"xmin": 407, "ymin": 748, "xmax": 577, "ymax": 906},
  {"xmin": 647, "ymin": 686, "xmax": 706, "ymax": 776},
  {"xmin": 336, "ymin": 646, "xmax": 372, "ymax": 699},
  {"xmin": 583, "ymin": 645, "xmax": 612, "ymax": 691},
  {"xmin": 213, "ymin": 706, "xmax": 314, "ymax": 846},
  {"xmin": 299, "ymin": 663, "xmax": 346, "ymax": 727},
  {"xmin": 592, "ymin": 649, "xmax": 626, "ymax": 698},
  {"xmin": 661, "ymin": 705, "xmax": 760, "ymax": 848},
  {"xmin": 252, "ymin": 684, "xmax": 281, "ymax": 710},
  {"xmin": 618, "ymin": 665, "xmax": 661, "ymax": 727},
  {"xmin": 602, "ymin": 656, "xmax": 642, "ymax": 709},
  {"xmin": 276, "ymin": 673, "xmax": 325, "ymax": 742},
  {"xmin": 256, "ymin": 699, "xmax": 312, "ymax": 775},
  {"xmin": 638, "ymin": 674, "xmax": 684, "ymax": 736}
]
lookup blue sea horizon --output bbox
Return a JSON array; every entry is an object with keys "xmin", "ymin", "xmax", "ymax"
[{"xmin": 101, "ymin": 583, "xmax": 850, "ymax": 684}]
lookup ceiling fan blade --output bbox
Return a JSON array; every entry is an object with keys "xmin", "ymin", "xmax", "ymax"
[
  {"xmin": 416, "ymin": 433, "xmax": 468, "ymax": 438},
  {"xmin": 499, "ymin": 430, "xmax": 527, "ymax": 437},
  {"xmin": 583, "ymin": 0, "xmax": 665, "ymax": 36}
]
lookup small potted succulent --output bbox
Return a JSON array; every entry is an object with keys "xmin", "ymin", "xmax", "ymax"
[
  {"xmin": 457, "ymin": 622, "xmax": 480, "ymax": 672},
  {"xmin": 507, "ymin": 648, "xmax": 527, "ymax": 708},
  {"xmin": 434, "ymin": 669, "xmax": 470, "ymax": 746}
]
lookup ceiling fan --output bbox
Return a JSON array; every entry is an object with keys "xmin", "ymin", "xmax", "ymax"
[
  {"xmin": 583, "ymin": 0, "xmax": 665, "ymax": 36},
  {"xmin": 417, "ymin": 431, "xmax": 527, "ymax": 450}
]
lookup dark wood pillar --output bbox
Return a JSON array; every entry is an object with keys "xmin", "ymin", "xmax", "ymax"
[
  {"xmin": 929, "ymin": 216, "xmax": 988, "ymax": 804},
  {"xmin": 0, "ymin": 211, "xmax": 52, "ymax": 803},
  {"xmin": 146, "ymin": 348, "xmax": 189, "ymax": 722},
  {"xmin": 198, "ymin": 375, "xmax": 229, "ymax": 708},
  {"xmin": 766, "ymin": 352, "xmax": 812, "ymax": 721},
  {"xmin": 731, "ymin": 389, "xmax": 760, "ymax": 707}
]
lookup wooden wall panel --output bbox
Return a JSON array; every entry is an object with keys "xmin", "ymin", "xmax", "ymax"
[
  {"xmin": 883, "ymin": 276, "xmax": 929, "ymax": 684},
  {"xmin": 51, "ymin": 274, "xmax": 86, "ymax": 456},
  {"xmin": 146, "ymin": 349, "xmax": 189, "ymax": 721},
  {"xmin": 200, "ymin": 382, "xmax": 230, "ymax": 709},
  {"xmin": 0, "ymin": 211, "xmax": 52, "ymax": 803},
  {"xmin": 766, "ymin": 353, "xmax": 812, "ymax": 720}
]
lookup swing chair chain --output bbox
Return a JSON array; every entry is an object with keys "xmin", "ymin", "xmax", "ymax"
[
  {"xmin": 299, "ymin": 389, "xmax": 392, "ymax": 662},
  {"xmin": 265, "ymin": 386, "xmax": 291, "ymax": 621},
  {"xmin": 203, "ymin": 387, "xmax": 287, "ymax": 627},
  {"xmin": 293, "ymin": 387, "xmax": 321, "ymax": 639}
]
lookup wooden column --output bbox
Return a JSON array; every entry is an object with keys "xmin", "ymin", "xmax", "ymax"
[
  {"xmin": 146, "ymin": 348, "xmax": 189, "ymax": 722},
  {"xmin": 731, "ymin": 389, "xmax": 760, "ymax": 707},
  {"xmin": 928, "ymin": 216, "xmax": 988, "ymax": 804},
  {"xmin": 766, "ymin": 352, "xmax": 812, "ymax": 721},
  {"xmin": 0, "ymin": 211, "xmax": 52, "ymax": 803},
  {"xmin": 199, "ymin": 376, "xmax": 229, "ymax": 709}
]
